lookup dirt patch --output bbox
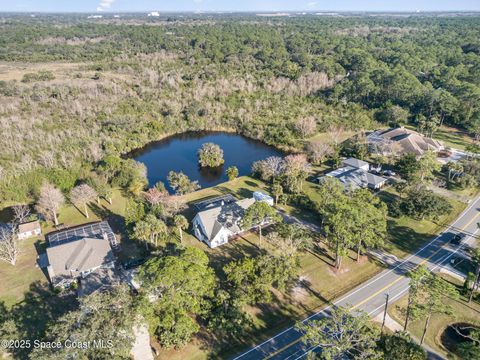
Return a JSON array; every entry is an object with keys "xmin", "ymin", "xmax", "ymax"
[
  {"xmin": 327, "ymin": 265, "xmax": 351, "ymax": 276},
  {"xmin": 290, "ymin": 276, "xmax": 310, "ymax": 304}
]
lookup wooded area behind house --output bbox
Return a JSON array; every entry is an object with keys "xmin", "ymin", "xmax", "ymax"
[{"xmin": 0, "ymin": 13, "xmax": 479, "ymax": 202}]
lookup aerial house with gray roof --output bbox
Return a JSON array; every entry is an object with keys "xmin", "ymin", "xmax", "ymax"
[
  {"xmin": 42, "ymin": 221, "xmax": 117, "ymax": 289},
  {"xmin": 192, "ymin": 193, "xmax": 272, "ymax": 248},
  {"xmin": 318, "ymin": 158, "xmax": 388, "ymax": 191},
  {"xmin": 367, "ymin": 127, "xmax": 443, "ymax": 157}
]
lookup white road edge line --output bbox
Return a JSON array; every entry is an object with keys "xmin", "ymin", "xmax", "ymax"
[
  {"xmin": 231, "ymin": 197, "xmax": 480, "ymax": 360},
  {"xmin": 294, "ymin": 228, "xmax": 480, "ymax": 360}
]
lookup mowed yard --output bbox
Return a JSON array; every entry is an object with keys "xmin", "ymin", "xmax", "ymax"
[
  {"xmin": 162, "ymin": 232, "xmax": 384, "ymax": 360},
  {"xmin": 0, "ymin": 173, "xmax": 473, "ymax": 360},
  {"xmin": 157, "ymin": 177, "xmax": 385, "ymax": 359},
  {"xmin": 0, "ymin": 188, "xmax": 132, "ymax": 308},
  {"xmin": 389, "ymin": 274, "xmax": 480, "ymax": 358},
  {"xmin": 377, "ymin": 187, "xmax": 468, "ymax": 258}
]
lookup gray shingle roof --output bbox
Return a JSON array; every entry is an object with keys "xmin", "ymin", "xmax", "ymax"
[
  {"xmin": 196, "ymin": 198, "xmax": 255, "ymax": 241},
  {"xmin": 343, "ymin": 157, "xmax": 369, "ymax": 169},
  {"xmin": 44, "ymin": 221, "xmax": 117, "ymax": 285},
  {"xmin": 370, "ymin": 127, "xmax": 443, "ymax": 156},
  {"xmin": 46, "ymin": 236, "xmax": 114, "ymax": 284},
  {"xmin": 324, "ymin": 166, "xmax": 387, "ymax": 190}
]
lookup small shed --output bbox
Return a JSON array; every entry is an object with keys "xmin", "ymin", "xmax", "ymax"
[
  {"xmin": 18, "ymin": 220, "xmax": 41, "ymax": 240},
  {"xmin": 253, "ymin": 191, "xmax": 274, "ymax": 206}
]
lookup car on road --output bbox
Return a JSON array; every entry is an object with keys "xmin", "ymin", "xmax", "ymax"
[
  {"xmin": 450, "ymin": 256, "xmax": 475, "ymax": 274},
  {"xmin": 451, "ymin": 233, "xmax": 466, "ymax": 245}
]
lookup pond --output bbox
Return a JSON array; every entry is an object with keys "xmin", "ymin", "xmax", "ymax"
[
  {"xmin": 130, "ymin": 132, "xmax": 284, "ymax": 193},
  {"xmin": 440, "ymin": 322, "xmax": 479, "ymax": 355}
]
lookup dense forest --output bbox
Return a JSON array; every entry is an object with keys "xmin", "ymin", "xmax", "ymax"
[{"xmin": 0, "ymin": 14, "xmax": 479, "ymax": 201}]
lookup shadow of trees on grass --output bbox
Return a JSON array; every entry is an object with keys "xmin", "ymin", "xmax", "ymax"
[{"xmin": 0, "ymin": 281, "xmax": 77, "ymax": 360}]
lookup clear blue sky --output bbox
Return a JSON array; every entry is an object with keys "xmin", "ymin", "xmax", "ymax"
[{"xmin": 2, "ymin": 0, "xmax": 480, "ymax": 13}]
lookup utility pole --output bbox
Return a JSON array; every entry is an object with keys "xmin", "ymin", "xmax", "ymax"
[
  {"xmin": 381, "ymin": 293, "xmax": 390, "ymax": 334},
  {"xmin": 469, "ymin": 268, "xmax": 480, "ymax": 303}
]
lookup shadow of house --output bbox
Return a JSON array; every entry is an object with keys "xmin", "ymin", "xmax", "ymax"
[{"xmin": 87, "ymin": 203, "xmax": 146, "ymax": 262}]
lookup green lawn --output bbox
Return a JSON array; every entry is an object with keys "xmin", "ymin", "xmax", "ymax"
[
  {"xmin": 404, "ymin": 124, "xmax": 474, "ymax": 151},
  {"xmin": 378, "ymin": 187, "xmax": 467, "ymax": 258},
  {"xmin": 0, "ymin": 188, "xmax": 136, "ymax": 307},
  {"xmin": 0, "ymin": 234, "xmax": 77, "ymax": 360},
  {"xmin": 0, "ymin": 188, "xmax": 143, "ymax": 360},
  {"xmin": 1, "ymin": 173, "xmax": 472, "ymax": 360},
  {"xmin": 181, "ymin": 176, "xmax": 269, "ymax": 204},
  {"xmin": 307, "ymin": 130, "xmax": 356, "ymax": 146},
  {"xmin": 389, "ymin": 274, "xmax": 480, "ymax": 359},
  {"xmin": 160, "ymin": 230, "xmax": 384, "ymax": 360},
  {"xmin": 0, "ymin": 236, "xmax": 47, "ymax": 308},
  {"xmin": 167, "ymin": 176, "xmax": 385, "ymax": 359}
]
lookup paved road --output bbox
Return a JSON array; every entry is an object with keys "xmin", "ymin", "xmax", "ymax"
[{"xmin": 232, "ymin": 196, "xmax": 480, "ymax": 360}]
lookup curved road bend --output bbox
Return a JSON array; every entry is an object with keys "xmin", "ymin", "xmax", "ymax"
[{"xmin": 232, "ymin": 195, "xmax": 480, "ymax": 360}]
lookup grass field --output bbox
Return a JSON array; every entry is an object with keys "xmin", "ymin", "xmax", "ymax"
[
  {"xmin": 0, "ymin": 172, "xmax": 473, "ymax": 360},
  {"xmin": 0, "ymin": 188, "xmax": 135, "ymax": 307},
  {"xmin": 0, "ymin": 236, "xmax": 47, "ymax": 308},
  {"xmin": 161, "ymin": 231, "xmax": 384, "ymax": 360},
  {"xmin": 147, "ymin": 176, "xmax": 386, "ymax": 359},
  {"xmin": 377, "ymin": 187, "xmax": 467, "ymax": 258},
  {"xmin": 389, "ymin": 274, "xmax": 480, "ymax": 358},
  {"xmin": 403, "ymin": 124, "xmax": 474, "ymax": 150}
]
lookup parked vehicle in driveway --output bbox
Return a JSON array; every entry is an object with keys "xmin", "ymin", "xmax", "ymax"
[{"xmin": 382, "ymin": 170, "xmax": 396, "ymax": 177}]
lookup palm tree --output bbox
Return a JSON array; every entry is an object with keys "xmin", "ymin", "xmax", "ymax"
[
  {"xmin": 271, "ymin": 183, "xmax": 283, "ymax": 206},
  {"xmin": 133, "ymin": 221, "xmax": 152, "ymax": 250},
  {"xmin": 128, "ymin": 179, "xmax": 146, "ymax": 197},
  {"xmin": 174, "ymin": 215, "xmax": 189, "ymax": 244},
  {"xmin": 146, "ymin": 214, "xmax": 167, "ymax": 247}
]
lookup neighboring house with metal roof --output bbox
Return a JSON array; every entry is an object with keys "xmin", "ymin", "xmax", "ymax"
[
  {"xmin": 42, "ymin": 221, "xmax": 117, "ymax": 288},
  {"xmin": 367, "ymin": 127, "xmax": 443, "ymax": 157},
  {"xmin": 318, "ymin": 158, "xmax": 387, "ymax": 191},
  {"xmin": 18, "ymin": 220, "xmax": 41, "ymax": 240},
  {"xmin": 192, "ymin": 193, "xmax": 273, "ymax": 248}
]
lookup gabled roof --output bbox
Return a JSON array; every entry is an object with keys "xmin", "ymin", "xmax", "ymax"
[
  {"xmin": 343, "ymin": 157, "xmax": 369, "ymax": 169},
  {"xmin": 46, "ymin": 236, "xmax": 114, "ymax": 282},
  {"xmin": 325, "ymin": 166, "xmax": 387, "ymax": 190},
  {"xmin": 195, "ymin": 198, "xmax": 255, "ymax": 241},
  {"xmin": 18, "ymin": 220, "xmax": 40, "ymax": 234}
]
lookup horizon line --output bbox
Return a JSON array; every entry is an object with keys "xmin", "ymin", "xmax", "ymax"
[{"xmin": 2, "ymin": 10, "xmax": 480, "ymax": 14}]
